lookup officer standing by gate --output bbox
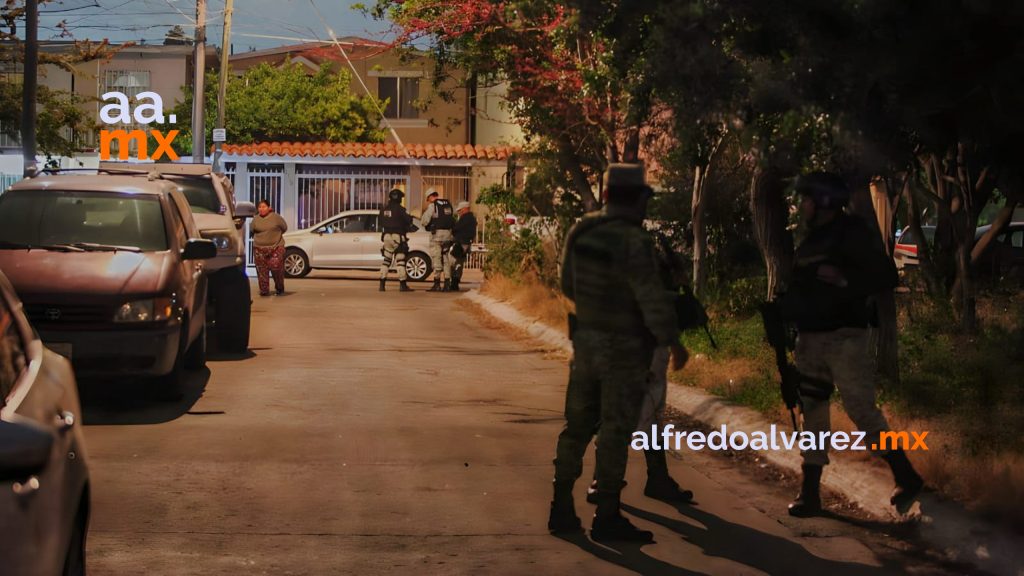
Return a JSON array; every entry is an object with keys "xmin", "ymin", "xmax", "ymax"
[
  {"xmin": 420, "ymin": 189, "xmax": 456, "ymax": 292},
  {"xmin": 449, "ymin": 201, "xmax": 477, "ymax": 292},
  {"xmin": 379, "ymin": 188, "xmax": 415, "ymax": 292},
  {"xmin": 549, "ymin": 164, "xmax": 687, "ymax": 543},
  {"xmin": 778, "ymin": 172, "xmax": 924, "ymax": 517}
]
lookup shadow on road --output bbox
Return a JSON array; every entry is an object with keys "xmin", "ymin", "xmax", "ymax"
[
  {"xmin": 555, "ymin": 532, "xmax": 708, "ymax": 576},
  {"xmin": 622, "ymin": 502, "xmax": 901, "ymax": 575},
  {"xmin": 78, "ymin": 368, "xmax": 209, "ymax": 426}
]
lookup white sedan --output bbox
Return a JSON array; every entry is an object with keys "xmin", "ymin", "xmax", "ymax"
[{"xmin": 282, "ymin": 209, "xmax": 434, "ymax": 281}]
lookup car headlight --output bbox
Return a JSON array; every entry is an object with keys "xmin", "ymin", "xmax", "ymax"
[
  {"xmin": 114, "ymin": 297, "xmax": 174, "ymax": 323},
  {"xmin": 201, "ymin": 231, "xmax": 233, "ymax": 251}
]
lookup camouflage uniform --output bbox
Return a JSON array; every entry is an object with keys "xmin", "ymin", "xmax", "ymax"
[{"xmin": 553, "ymin": 206, "xmax": 679, "ymax": 494}]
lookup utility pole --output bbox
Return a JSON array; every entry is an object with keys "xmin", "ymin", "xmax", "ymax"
[
  {"xmin": 191, "ymin": 0, "xmax": 207, "ymax": 163},
  {"xmin": 212, "ymin": 0, "xmax": 233, "ymax": 171},
  {"xmin": 21, "ymin": 0, "xmax": 38, "ymax": 176}
]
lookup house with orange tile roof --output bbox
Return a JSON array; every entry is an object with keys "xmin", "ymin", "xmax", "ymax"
[
  {"xmin": 228, "ymin": 38, "xmax": 472, "ymax": 148},
  {"xmin": 219, "ymin": 140, "xmax": 519, "ymax": 240}
]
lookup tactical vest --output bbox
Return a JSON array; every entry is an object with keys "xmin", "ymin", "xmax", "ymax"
[
  {"xmin": 380, "ymin": 202, "xmax": 409, "ymax": 233},
  {"xmin": 431, "ymin": 198, "xmax": 455, "ymax": 230}
]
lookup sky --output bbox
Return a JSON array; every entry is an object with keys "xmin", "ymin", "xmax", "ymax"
[{"xmin": 36, "ymin": 0, "xmax": 394, "ymax": 51}]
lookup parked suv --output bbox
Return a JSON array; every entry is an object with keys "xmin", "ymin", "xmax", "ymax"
[
  {"xmin": 0, "ymin": 174, "xmax": 217, "ymax": 392},
  {"xmin": 282, "ymin": 209, "xmax": 433, "ymax": 281},
  {"xmin": 100, "ymin": 163, "xmax": 256, "ymax": 352},
  {"xmin": 0, "ymin": 267, "xmax": 90, "ymax": 576}
]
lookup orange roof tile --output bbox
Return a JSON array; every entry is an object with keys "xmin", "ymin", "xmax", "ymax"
[{"xmin": 220, "ymin": 141, "xmax": 516, "ymax": 161}]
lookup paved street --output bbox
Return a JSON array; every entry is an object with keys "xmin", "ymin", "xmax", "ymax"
[{"xmin": 79, "ymin": 273, "xmax": 954, "ymax": 575}]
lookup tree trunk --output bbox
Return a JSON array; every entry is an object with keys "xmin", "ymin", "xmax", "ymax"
[
  {"xmin": 971, "ymin": 199, "xmax": 1019, "ymax": 266},
  {"xmin": 904, "ymin": 177, "xmax": 943, "ymax": 296},
  {"xmin": 691, "ymin": 164, "xmax": 708, "ymax": 296},
  {"xmin": 851, "ymin": 175, "xmax": 900, "ymax": 386},
  {"xmin": 557, "ymin": 136, "xmax": 599, "ymax": 211},
  {"xmin": 749, "ymin": 166, "xmax": 793, "ymax": 299}
]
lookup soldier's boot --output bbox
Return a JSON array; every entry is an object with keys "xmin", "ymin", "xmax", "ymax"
[
  {"xmin": 591, "ymin": 491, "xmax": 654, "ymax": 543},
  {"xmin": 547, "ymin": 480, "xmax": 583, "ymax": 534},
  {"xmin": 585, "ymin": 478, "xmax": 627, "ymax": 504},
  {"xmin": 788, "ymin": 464, "xmax": 823, "ymax": 517},
  {"xmin": 449, "ymin": 279, "xmax": 460, "ymax": 291},
  {"xmin": 443, "ymin": 279, "xmax": 452, "ymax": 292},
  {"xmin": 642, "ymin": 449, "xmax": 694, "ymax": 503},
  {"xmin": 427, "ymin": 278, "xmax": 443, "ymax": 292},
  {"xmin": 399, "ymin": 280, "xmax": 413, "ymax": 292},
  {"xmin": 379, "ymin": 279, "xmax": 386, "ymax": 292},
  {"xmin": 883, "ymin": 449, "xmax": 924, "ymax": 514}
]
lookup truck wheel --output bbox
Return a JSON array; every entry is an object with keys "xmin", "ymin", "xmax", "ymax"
[{"xmin": 216, "ymin": 267, "xmax": 251, "ymax": 353}]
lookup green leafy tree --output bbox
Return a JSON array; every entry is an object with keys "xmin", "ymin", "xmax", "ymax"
[{"xmin": 170, "ymin": 62, "xmax": 387, "ymax": 154}]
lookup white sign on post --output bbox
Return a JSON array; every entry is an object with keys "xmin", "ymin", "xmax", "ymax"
[{"xmin": 212, "ymin": 128, "xmax": 227, "ymax": 143}]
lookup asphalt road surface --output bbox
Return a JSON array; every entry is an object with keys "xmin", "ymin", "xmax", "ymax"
[{"xmin": 78, "ymin": 271, "xmax": 962, "ymax": 575}]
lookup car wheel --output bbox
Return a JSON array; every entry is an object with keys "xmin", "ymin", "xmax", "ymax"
[
  {"xmin": 406, "ymin": 251, "xmax": 432, "ymax": 282},
  {"xmin": 184, "ymin": 323, "xmax": 207, "ymax": 370},
  {"xmin": 214, "ymin": 266, "xmax": 251, "ymax": 353},
  {"xmin": 62, "ymin": 494, "xmax": 88, "ymax": 576},
  {"xmin": 284, "ymin": 248, "xmax": 310, "ymax": 278}
]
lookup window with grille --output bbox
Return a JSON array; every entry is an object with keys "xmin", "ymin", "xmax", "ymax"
[{"xmin": 102, "ymin": 71, "xmax": 151, "ymax": 156}]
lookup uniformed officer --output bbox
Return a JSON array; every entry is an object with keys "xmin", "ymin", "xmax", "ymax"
[
  {"xmin": 779, "ymin": 172, "xmax": 924, "ymax": 517},
  {"xmin": 549, "ymin": 163, "xmax": 687, "ymax": 543},
  {"xmin": 420, "ymin": 189, "xmax": 456, "ymax": 292},
  {"xmin": 449, "ymin": 201, "xmax": 477, "ymax": 292},
  {"xmin": 379, "ymin": 188, "xmax": 415, "ymax": 292}
]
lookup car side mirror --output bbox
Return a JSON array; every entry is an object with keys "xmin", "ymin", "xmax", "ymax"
[
  {"xmin": 235, "ymin": 201, "xmax": 257, "ymax": 219},
  {"xmin": 0, "ymin": 419, "xmax": 54, "ymax": 482},
  {"xmin": 182, "ymin": 238, "xmax": 217, "ymax": 260}
]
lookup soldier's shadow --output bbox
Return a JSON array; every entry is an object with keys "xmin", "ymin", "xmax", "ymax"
[
  {"xmin": 621, "ymin": 502, "xmax": 901, "ymax": 575},
  {"xmin": 554, "ymin": 532, "xmax": 707, "ymax": 576}
]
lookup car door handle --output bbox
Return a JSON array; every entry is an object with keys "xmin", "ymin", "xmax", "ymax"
[{"xmin": 55, "ymin": 410, "xmax": 75, "ymax": 432}]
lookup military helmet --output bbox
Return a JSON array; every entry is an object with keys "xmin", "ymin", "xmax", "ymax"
[
  {"xmin": 796, "ymin": 172, "xmax": 849, "ymax": 210},
  {"xmin": 388, "ymin": 188, "xmax": 404, "ymax": 202}
]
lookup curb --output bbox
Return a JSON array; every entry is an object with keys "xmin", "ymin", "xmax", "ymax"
[{"xmin": 464, "ymin": 289, "xmax": 1024, "ymax": 576}]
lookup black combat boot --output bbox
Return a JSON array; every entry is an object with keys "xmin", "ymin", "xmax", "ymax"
[
  {"xmin": 379, "ymin": 279, "xmax": 386, "ymax": 292},
  {"xmin": 449, "ymin": 279, "xmax": 460, "ymax": 292},
  {"xmin": 427, "ymin": 279, "xmax": 443, "ymax": 292},
  {"xmin": 591, "ymin": 491, "xmax": 654, "ymax": 543},
  {"xmin": 883, "ymin": 449, "xmax": 924, "ymax": 514},
  {"xmin": 442, "ymin": 279, "xmax": 452, "ymax": 292},
  {"xmin": 399, "ymin": 280, "xmax": 413, "ymax": 292},
  {"xmin": 548, "ymin": 480, "xmax": 582, "ymax": 534},
  {"xmin": 788, "ymin": 464, "xmax": 823, "ymax": 517},
  {"xmin": 642, "ymin": 449, "xmax": 694, "ymax": 503}
]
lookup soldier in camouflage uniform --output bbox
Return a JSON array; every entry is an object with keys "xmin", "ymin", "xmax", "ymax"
[{"xmin": 549, "ymin": 164, "xmax": 687, "ymax": 543}]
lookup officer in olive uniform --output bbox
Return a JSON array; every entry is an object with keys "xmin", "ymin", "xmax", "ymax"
[
  {"xmin": 420, "ymin": 190, "xmax": 456, "ymax": 292},
  {"xmin": 779, "ymin": 172, "xmax": 924, "ymax": 517},
  {"xmin": 449, "ymin": 201, "xmax": 477, "ymax": 292},
  {"xmin": 379, "ymin": 188, "xmax": 415, "ymax": 292},
  {"xmin": 549, "ymin": 164, "xmax": 687, "ymax": 543}
]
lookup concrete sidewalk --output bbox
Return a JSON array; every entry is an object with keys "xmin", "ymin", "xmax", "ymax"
[{"xmin": 465, "ymin": 289, "xmax": 1024, "ymax": 576}]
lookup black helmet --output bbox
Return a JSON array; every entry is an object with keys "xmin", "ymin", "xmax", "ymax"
[
  {"xmin": 388, "ymin": 188, "xmax": 404, "ymax": 202},
  {"xmin": 795, "ymin": 172, "xmax": 849, "ymax": 210}
]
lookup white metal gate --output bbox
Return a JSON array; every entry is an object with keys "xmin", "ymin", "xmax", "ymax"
[
  {"xmin": 421, "ymin": 167, "xmax": 471, "ymax": 203},
  {"xmin": 245, "ymin": 165, "xmax": 285, "ymax": 266},
  {"xmin": 296, "ymin": 166, "xmax": 408, "ymax": 230}
]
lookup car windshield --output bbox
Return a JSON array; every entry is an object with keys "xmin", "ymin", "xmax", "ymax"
[
  {"xmin": 0, "ymin": 190, "xmax": 168, "ymax": 251},
  {"xmin": 172, "ymin": 178, "xmax": 223, "ymax": 215}
]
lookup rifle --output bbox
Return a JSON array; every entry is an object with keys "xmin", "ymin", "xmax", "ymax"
[
  {"xmin": 676, "ymin": 286, "xmax": 717, "ymax": 349},
  {"xmin": 759, "ymin": 299, "xmax": 802, "ymax": 430}
]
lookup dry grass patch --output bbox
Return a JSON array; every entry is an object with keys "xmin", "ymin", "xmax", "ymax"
[{"xmin": 480, "ymin": 272, "xmax": 573, "ymax": 331}]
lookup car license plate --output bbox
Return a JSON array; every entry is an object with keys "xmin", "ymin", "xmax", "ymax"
[{"xmin": 48, "ymin": 343, "xmax": 72, "ymax": 360}]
